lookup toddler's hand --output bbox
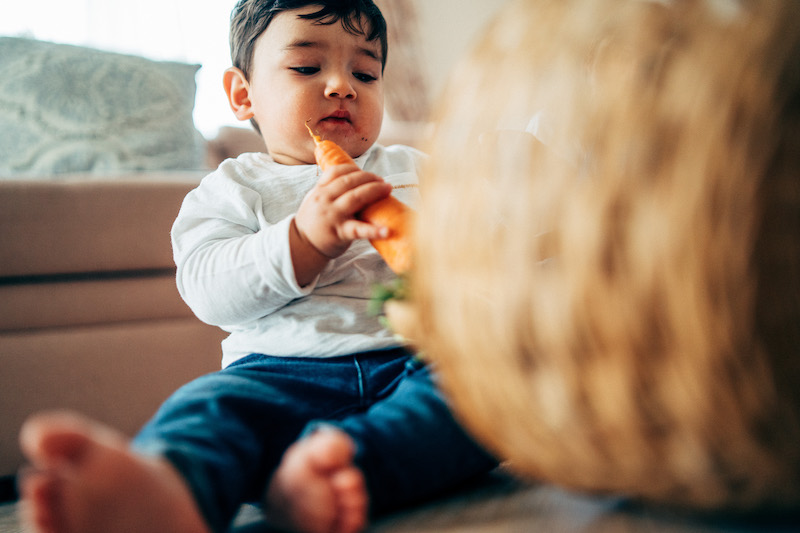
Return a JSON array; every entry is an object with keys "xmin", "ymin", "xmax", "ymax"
[{"xmin": 295, "ymin": 164, "xmax": 392, "ymax": 259}]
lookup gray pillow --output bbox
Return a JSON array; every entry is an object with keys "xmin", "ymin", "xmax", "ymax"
[{"xmin": 0, "ymin": 37, "xmax": 207, "ymax": 176}]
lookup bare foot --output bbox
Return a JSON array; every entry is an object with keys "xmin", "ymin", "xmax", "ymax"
[
  {"xmin": 18, "ymin": 410, "xmax": 210, "ymax": 533},
  {"xmin": 266, "ymin": 427, "xmax": 368, "ymax": 533}
]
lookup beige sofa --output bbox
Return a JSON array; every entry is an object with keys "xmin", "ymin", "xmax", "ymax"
[
  {"xmin": 0, "ymin": 172, "xmax": 224, "ymax": 479},
  {"xmin": 0, "ymin": 120, "xmax": 282, "ymax": 481},
  {"xmin": 0, "ymin": 36, "xmax": 236, "ymax": 484}
]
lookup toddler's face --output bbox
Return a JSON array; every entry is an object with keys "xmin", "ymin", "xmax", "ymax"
[{"xmin": 247, "ymin": 7, "xmax": 385, "ymax": 165}]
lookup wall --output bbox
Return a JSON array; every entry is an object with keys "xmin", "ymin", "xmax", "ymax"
[{"xmin": 416, "ymin": 0, "xmax": 514, "ymax": 105}]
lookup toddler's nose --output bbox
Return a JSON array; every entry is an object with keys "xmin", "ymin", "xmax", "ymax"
[{"xmin": 325, "ymin": 74, "xmax": 355, "ymax": 99}]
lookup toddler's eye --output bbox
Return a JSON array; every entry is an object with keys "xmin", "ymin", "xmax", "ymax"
[
  {"xmin": 354, "ymin": 72, "xmax": 377, "ymax": 83},
  {"xmin": 291, "ymin": 67, "xmax": 320, "ymax": 75}
]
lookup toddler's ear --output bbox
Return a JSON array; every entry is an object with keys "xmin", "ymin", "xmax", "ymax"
[{"xmin": 223, "ymin": 67, "xmax": 255, "ymax": 121}]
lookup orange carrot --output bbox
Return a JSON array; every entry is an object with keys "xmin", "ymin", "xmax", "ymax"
[
  {"xmin": 306, "ymin": 123, "xmax": 413, "ymax": 274},
  {"xmin": 358, "ymin": 195, "xmax": 413, "ymax": 274},
  {"xmin": 306, "ymin": 123, "xmax": 357, "ymax": 168}
]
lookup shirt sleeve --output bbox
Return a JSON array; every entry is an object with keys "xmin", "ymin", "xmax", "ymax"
[{"xmin": 171, "ymin": 164, "xmax": 316, "ymax": 327}]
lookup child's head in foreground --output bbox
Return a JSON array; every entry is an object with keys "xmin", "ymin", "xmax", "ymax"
[
  {"xmin": 225, "ymin": 0, "xmax": 388, "ymax": 165},
  {"xmin": 415, "ymin": 0, "xmax": 800, "ymax": 513}
]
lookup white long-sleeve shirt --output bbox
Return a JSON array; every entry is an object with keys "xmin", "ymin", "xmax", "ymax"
[{"xmin": 172, "ymin": 144, "xmax": 424, "ymax": 367}]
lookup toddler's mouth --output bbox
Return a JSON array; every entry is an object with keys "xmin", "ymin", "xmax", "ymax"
[{"xmin": 322, "ymin": 110, "xmax": 351, "ymax": 124}]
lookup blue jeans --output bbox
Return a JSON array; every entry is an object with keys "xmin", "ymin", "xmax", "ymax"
[{"xmin": 132, "ymin": 348, "xmax": 497, "ymax": 532}]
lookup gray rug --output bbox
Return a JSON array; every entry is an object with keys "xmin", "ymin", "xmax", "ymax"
[{"xmin": 1, "ymin": 473, "xmax": 797, "ymax": 533}]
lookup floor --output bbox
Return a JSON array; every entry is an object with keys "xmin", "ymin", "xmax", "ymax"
[{"xmin": 2, "ymin": 472, "xmax": 797, "ymax": 533}]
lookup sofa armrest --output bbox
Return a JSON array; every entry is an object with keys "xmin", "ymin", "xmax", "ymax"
[{"xmin": 0, "ymin": 174, "xmax": 205, "ymax": 278}]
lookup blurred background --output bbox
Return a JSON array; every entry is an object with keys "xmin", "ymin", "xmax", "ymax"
[{"xmin": 0, "ymin": 0, "xmax": 513, "ymax": 138}]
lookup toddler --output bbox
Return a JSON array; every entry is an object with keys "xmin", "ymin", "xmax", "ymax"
[{"xmin": 18, "ymin": 2, "xmax": 497, "ymax": 533}]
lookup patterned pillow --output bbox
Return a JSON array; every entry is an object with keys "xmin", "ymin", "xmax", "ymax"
[{"xmin": 0, "ymin": 37, "xmax": 206, "ymax": 176}]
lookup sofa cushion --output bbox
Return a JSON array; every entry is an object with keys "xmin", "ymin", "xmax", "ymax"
[
  {"xmin": 0, "ymin": 273, "xmax": 197, "ymax": 331},
  {"xmin": 0, "ymin": 174, "xmax": 204, "ymax": 277},
  {"xmin": 0, "ymin": 37, "xmax": 207, "ymax": 176},
  {"xmin": 0, "ymin": 318, "xmax": 226, "ymax": 477}
]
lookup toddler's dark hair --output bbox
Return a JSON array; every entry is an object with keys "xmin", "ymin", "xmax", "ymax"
[{"xmin": 230, "ymin": 0, "xmax": 388, "ymax": 81}]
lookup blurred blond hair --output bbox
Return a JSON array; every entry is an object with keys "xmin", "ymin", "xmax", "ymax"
[{"xmin": 414, "ymin": 0, "xmax": 800, "ymax": 511}]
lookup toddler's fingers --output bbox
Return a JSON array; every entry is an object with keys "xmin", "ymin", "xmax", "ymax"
[
  {"xmin": 338, "ymin": 219, "xmax": 390, "ymax": 242},
  {"xmin": 322, "ymin": 169, "xmax": 387, "ymax": 199},
  {"xmin": 333, "ymin": 179, "xmax": 392, "ymax": 216},
  {"xmin": 316, "ymin": 163, "xmax": 360, "ymax": 186}
]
